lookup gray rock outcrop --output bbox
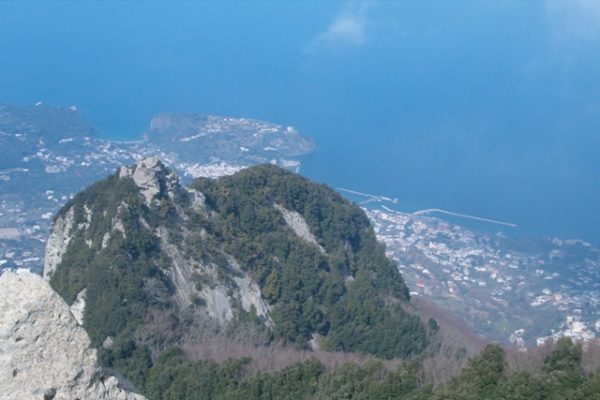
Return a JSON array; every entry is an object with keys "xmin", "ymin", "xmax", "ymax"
[
  {"xmin": 0, "ymin": 269, "xmax": 146, "ymax": 400},
  {"xmin": 275, "ymin": 203, "xmax": 325, "ymax": 254},
  {"xmin": 119, "ymin": 156, "xmax": 180, "ymax": 205},
  {"xmin": 43, "ymin": 207, "xmax": 74, "ymax": 280}
]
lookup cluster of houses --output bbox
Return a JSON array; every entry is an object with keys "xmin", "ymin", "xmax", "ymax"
[{"xmin": 367, "ymin": 208, "xmax": 600, "ymax": 346}]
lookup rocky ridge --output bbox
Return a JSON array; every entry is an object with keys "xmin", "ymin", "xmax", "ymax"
[{"xmin": 0, "ymin": 269, "xmax": 146, "ymax": 400}]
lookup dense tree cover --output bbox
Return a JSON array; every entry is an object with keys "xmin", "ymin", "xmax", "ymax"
[
  {"xmin": 142, "ymin": 348, "xmax": 432, "ymax": 400},
  {"xmin": 435, "ymin": 338, "xmax": 599, "ymax": 400},
  {"xmin": 136, "ymin": 338, "xmax": 600, "ymax": 400},
  {"xmin": 191, "ymin": 164, "xmax": 426, "ymax": 358}
]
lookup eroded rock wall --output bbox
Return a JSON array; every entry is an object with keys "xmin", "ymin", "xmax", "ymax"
[{"xmin": 0, "ymin": 270, "xmax": 146, "ymax": 400}]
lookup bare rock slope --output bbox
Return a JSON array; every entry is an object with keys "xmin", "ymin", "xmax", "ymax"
[{"xmin": 0, "ymin": 269, "xmax": 146, "ymax": 400}]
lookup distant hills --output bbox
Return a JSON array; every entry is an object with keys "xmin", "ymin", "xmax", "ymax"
[{"xmin": 0, "ymin": 104, "xmax": 313, "ymax": 272}]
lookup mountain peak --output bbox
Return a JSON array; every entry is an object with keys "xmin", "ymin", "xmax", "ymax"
[
  {"xmin": 47, "ymin": 159, "xmax": 427, "ymax": 365},
  {"xmin": 119, "ymin": 157, "xmax": 180, "ymax": 205}
]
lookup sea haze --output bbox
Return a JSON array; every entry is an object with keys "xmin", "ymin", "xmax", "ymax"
[{"xmin": 1, "ymin": 1, "xmax": 598, "ymax": 244}]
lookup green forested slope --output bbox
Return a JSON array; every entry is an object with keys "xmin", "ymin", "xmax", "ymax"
[
  {"xmin": 48, "ymin": 161, "xmax": 431, "ymax": 396},
  {"xmin": 191, "ymin": 164, "xmax": 426, "ymax": 357},
  {"xmin": 144, "ymin": 338, "xmax": 600, "ymax": 400}
]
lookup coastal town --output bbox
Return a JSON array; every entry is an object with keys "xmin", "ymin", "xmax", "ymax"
[{"xmin": 367, "ymin": 208, "xmax": 600, "ymax": 346}]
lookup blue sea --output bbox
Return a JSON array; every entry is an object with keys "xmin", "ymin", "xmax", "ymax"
[{"xmin": 1, "ymin": 1, "xmax": 598, "ymax": 244}]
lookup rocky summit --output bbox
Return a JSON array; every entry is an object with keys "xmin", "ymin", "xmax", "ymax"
[{"xmin": 0, "ymin": 269, "xmax": 146, "ymax": 400}]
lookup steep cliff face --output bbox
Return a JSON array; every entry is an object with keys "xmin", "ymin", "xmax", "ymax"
[
  {"xmin": 0, "ymin": 269, "xmax": 146, "ymax": 400},
  {"xmin": 44, "ymin": 207, "xmax": 74, "ymax": 280},
  {"xmin": 44, "ymin": 158, "xmax": 430, "ymax": 394},
  {"xmin": 117, "ymin": 156, "xmax": 181, "ymax": 206}
]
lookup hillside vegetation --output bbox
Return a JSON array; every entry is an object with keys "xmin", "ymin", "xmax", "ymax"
[
  {"xmin": 47, "ymin": 160, "xmax": 432, "ymax": 396},
  {"xmin": 139, "ymin": 337, "xmax": 600, "ymax": 399},
  {"xmin": 191, "ymin": 165, "xmax": 427, "ymax": 357}
]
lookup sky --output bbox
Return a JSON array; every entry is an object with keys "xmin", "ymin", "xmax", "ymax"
[{"xmin": 0, "ymin": 1, "xmax": 598, "ymax": 244}]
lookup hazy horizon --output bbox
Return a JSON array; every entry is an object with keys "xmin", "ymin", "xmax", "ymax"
[{"xmin": 1, "ymin": 1, "xmax": 598, "ymax": 244}]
